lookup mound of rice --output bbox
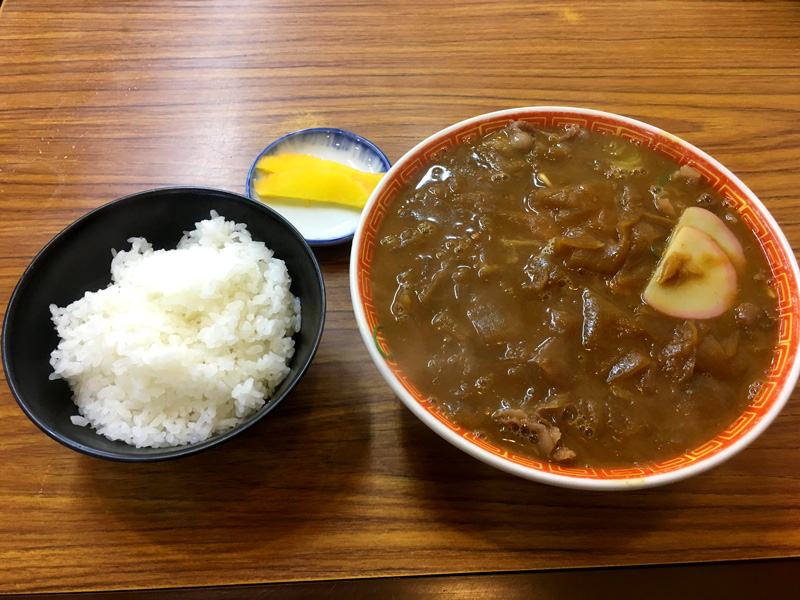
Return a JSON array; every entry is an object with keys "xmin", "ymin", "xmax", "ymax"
[{"xmin": 49, "ymin": 212, "xmax": 301, "ymax": 448}]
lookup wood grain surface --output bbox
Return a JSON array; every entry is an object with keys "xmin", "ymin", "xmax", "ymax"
[
  {"xmin": 1, "ymin": 0, "xmax": 799, "ymax": 594},
  {"xmin": 17, "ymin": 559, "xmax": 800, "ymax": 600}
]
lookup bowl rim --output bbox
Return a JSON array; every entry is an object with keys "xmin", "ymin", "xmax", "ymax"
[
  {"xmin": 2, "ymin": 186, "xmax": 326, "ymax": 462},
  {"xmin": 349, "ymin": 106, "xmax": 800, "ymax": 490},
  {"xmin": 246, "ymin": 127, "xmax": 392, "ymax": 246}
]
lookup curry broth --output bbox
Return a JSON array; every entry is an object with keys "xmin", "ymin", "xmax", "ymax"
[{"xmin": 371, "ymin": 122, "xmax": 778, "ymax": 468}]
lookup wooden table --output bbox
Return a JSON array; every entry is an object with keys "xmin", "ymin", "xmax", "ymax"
[{"xmin": 2, "ymin": 0, "xmax": 800, "ymax": 596}]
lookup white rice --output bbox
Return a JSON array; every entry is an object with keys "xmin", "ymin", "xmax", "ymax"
[{"xmin": 49, "ymin": 212, "xmax": 301, "ymax": 448}]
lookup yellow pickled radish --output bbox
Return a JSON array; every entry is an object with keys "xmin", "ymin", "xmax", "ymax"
[
  {"xmin": 253, "ymin": 167, "xmax": 373, "ymax": 209},
  {"xmin": 255, "ymin": 153, "xmax": 384, "ymax": 189}
]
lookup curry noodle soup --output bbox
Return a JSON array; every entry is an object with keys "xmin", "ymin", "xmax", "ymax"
[{"xmin": 368, "ymin": 121, "xmax": 780, "ymax": 469}]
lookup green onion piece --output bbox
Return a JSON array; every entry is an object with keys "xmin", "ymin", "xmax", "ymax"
[
  {"xmin": 372, "ymin": 324, "xmax": 394, "ymax": 359},
  {"xmin": 613, "ymin": 154, "xmax": 642, "ymax": 169},
  {"xmin": 650, "ymin": 244, "xmax": 661, "ymax": 258},
  {"xmin": 604, "ymin": 138, "xmax": 627, "ymax": 157},
  {"xmin": 658, "ymin": 170, "xmax": 671, "ymax": 186}
]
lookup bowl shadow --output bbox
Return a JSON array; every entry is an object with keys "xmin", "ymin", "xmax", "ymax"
[
  {"xmin": 396, "ymin": 404, "xmax": 697, "ymax": 559},
  {"xmin": 75, "ymin": 348, "xmax": 371, "ymax": 554}
]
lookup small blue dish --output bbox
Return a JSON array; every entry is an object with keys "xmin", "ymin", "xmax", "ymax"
[{"xmin": 246, "ymin": 128, "xmax": 391, "ymax": 246}]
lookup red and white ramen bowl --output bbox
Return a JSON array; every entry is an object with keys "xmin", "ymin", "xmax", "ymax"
[{"xmin": 350, "ymin": 107, "xmax": 800, "ymax": 490}]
